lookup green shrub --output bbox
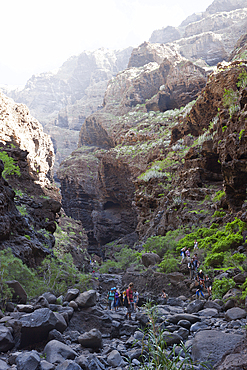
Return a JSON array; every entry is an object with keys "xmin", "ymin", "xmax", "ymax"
[
  {"xmin": 136, "ymin": 302, "xmax": 209, "ymax": 369},
  {"xmin": 212, "ymin": 190, "xmax": 225, "ymax": 202},
  {"xmin": 204, "ymin": 252, "xmax": 224, "ymax": 267},
  {"xmin": 158, "ymin": 252, "xmax": 179, "ymax": 273},
  {"xmin": 212, "ymin": 211, "xmax": 226, "ymax": 218},
  {"xmin": 212, "ymin": 277, "xmax": 236, "ymax": 299},
  {"xmin": 99, "ymin": 246, "xmax": 140, "ymax": 273},
  {"xmin": 144, "ymin": 229, "xmax": 183, "ymax": 257},
  {"xmin": 0, "ymin": 151, "xmax": 21, "ymax": 179}
]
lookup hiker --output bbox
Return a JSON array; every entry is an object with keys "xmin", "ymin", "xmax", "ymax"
[
  {"xmin": 188, "ymin": 257, "xmax": 195, "ymax": 280},
  {"xmin": 185, "ymin": 248, "xmax": 190, "ymax": 258},
  {"xmin": 107, "ymin": 287, "xmax": 115, "ymax": 310},
  {"xmin": 205, "ymin": 275, "xmax": 212, "ymax": 296},
  {"xmin": 114, "ymin": 288, "xmax": 121, "ymax": 311},
  {"xmin": 193, "ymin": 253, "xmax": 200, "ymax": 272},
  {"xmin": 197, "ymin": 269, "xmax": 205, "ymax": 284},
  {"xmin": 160, "ymin": 289, "xmax": 167, "ymax": 304},
  {"xmin": 125, "ymin": 282, "xmax": 134, "ymax": 320},
  {"xmin": 194, "ymin": 240, "xmax": 198, "ymax": 250},
  {"xmin": 180, "ymin": 247, "xmax": 186, "ymax": 262},
  {"xmin": 133, "ymin": 288, "xmax": 139, "ymax": 312},
  {"xmin": 196, "ymin": 280, "xmax": 205, "ymax": 299}
]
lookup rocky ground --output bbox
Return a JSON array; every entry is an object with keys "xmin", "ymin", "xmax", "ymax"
[{"xmin": 0, "ymin": 273, "xmax": 247, "ymax": 370}]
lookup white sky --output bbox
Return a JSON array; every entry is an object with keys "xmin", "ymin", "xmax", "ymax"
[{"xmin": 0, "ymin": 0, "xmax": 213, "ymax": 85}]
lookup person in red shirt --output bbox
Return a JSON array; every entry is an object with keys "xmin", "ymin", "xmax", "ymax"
[{"xmin": 126, "ymin": 282, "xmax": 134, "ymax": 320}]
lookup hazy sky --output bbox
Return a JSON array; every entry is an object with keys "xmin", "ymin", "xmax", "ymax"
[{"xmin": 0, "ymin": 0, "xmax": 213, "ymax": 85}]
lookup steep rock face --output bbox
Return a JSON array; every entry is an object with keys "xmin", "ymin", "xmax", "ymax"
[
  {"xmin": 149, "ymin": 3, "xmax": 247, "ymax": 66},
  {"xmin": 0, "ymin": 93, "xmax": 54, "ymax": 186},
  {"xmin": 206, "ymin": 0, "xmax": 247, "ymax": 14},
  {"xmin": 128, "ymin": 41, "xmax": 180, "ymax": 68},
  {"xmin": 58, "ymin": 147, "xmax": 137, "ymax": 254},
  {"xmin": 59, "ymin": 43, "xmax": 208, "ymax": 253},
  {"xmin": 1, "ymin": 48, "xmax": 132, "ymax": 172},
  {"xmin": 171, "ymin": 60, "xmax": 247, "ymax": 212},
  {"xmin": 0, "ymin": 92, "xmax": 62, "ymax": 267},
  {"xmin": 149, "ymin": 26, "xmax": 181, "ymax": 44}
]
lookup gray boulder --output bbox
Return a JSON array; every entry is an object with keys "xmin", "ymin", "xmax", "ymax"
[
  {"xmin": 40, "ymin": 360, "xmax": 56, "ymax": 370},
  {"xmin": 197, "ymin": 308, "xmax": 218, "ymax": 317},
  {"xmin": 185, "ymin": 299, "xmax": 204, "ymax": 314},
  {"xmin": 78, "ymin": 328, "xmax": 103, "ymax": 349},
  {"xmin": 167, "ymin": 313, "xmax": 201, "ymax": 324},
  {"xmin": 225, "ymin": 307, "xmax": 247, "ymax": 321},
  {"xmin": 191, "ymin": 330, "xmax": 243, "ymax": 367},
  {"xmin": 56, "ymin": 360, "xmax": 81, "ymax": 370},
  {"xmin": 141, "ymin": 253, "xmax": 160, "ymax": 267},
  {"xmin": 44, "ymin": 340, "xmax": 77, "ymax": 364},
  {"xmin": 42, "ymin": 292, "xmax": 57, "ymax": 304},
  {"xmin": 107, "ymin": 350, "xmax": 123, "ymax": 367},
  {"xmin": 0, "ymin": 326, "xmax": 15, "ymax": 352},
  {"xmin": 65, "ymin": 288, "xmax": 80, "ymax": 302},
  {"xmin": 0, "ymin": 359, "xmax": 9, "ymax": 370},
  {"xmin": 190, "ymin": 321, "xmax": 209, "ymax": 333},
  {"xmin": 16, "ymin": 304, "xmax": 34, "ymax": 313},
  {"xmin": 163, "ymin": 332, "xmax": 183, "ymax": 346},
  {"xmin": 16, "ymin": 350, "xmax": 40, "ymax": 370},
  {"xmin": 177, "ymin": 320, "xmax": 191, "ymax": 330},
  {"xmin": 54, "ymin": 312, "xmax": 67, "ymax": 332},
  {"xmin": 34, "ymin": 295, "xmax": 50, "ymax": 309},
  {"xmin": 204, "ymin": 301, "xmax": 221, "ymax": 311},
  {"xmin": 6, "ymin": 280, "xmax": 27, "ymax": 304},
  {"xmin": 75, "ymin": 355, "xmax": 90, "ymax": 370},
  {"xmin": 19, "ymin": 308, "xmax": 63, "ymax": 348},
  {"xmin": 75, "ymin": 290, "xmax": 97, "ymax": 308}
]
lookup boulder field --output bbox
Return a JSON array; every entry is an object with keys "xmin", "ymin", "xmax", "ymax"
[{"xmin": 0, "ymin": 281, "xmax": 246, "ymax": 369}]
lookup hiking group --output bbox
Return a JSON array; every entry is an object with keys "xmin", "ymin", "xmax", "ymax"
[
  {"xmin": 106, "ymin": 283, "xmax": 139, "ymax": 320},
  {"xmin": 181, "ymin": 240, "xmax": 212, "ymax": 298}
]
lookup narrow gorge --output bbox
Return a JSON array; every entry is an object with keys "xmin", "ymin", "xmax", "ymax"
[{"xmin": 2, "ymin": 0, "xmax": 247, "ymax": 369}]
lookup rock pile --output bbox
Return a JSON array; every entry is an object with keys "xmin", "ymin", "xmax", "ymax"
[{"xmin": 0, "ymin": 284, "xmax": 246, "ymax": 369}]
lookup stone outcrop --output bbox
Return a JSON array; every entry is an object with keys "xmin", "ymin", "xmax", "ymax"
[
  {"xmin": 1, "ymin": 48, "xmax": 133, "ymax": 172},
  {"xmin": 0, "ymin": 92, "xmax": 63, "ymax": 266},
  {"xmin": 58, "ymin": 43, "xmax": 207, "ymax": 253},
  {"xmin": 149, "ymin": 1, "xmax": 247, "ymax": 66}
]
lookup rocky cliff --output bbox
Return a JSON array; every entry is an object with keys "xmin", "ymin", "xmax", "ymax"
[
  {"xmin": 0, "ymin": 92, "xmax": 62, "ymax": 266},
  {"xmin": 58, "ymin": 43, "xmax": 208, "ymax": 254},
  {"xmin": 150, "ymin": 0, "xmax": 247, "ymax": 66},
  {"xmin": 1, "ymin": 48, "xmax": 132, "ymax": 173}
]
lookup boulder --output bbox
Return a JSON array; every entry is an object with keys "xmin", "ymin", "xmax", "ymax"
[
  {"xmin": 54, "ymin": 312, "xmax": 67, "ymax": 332},
  {"xmin": 44, "ymin": 340, "xmax": 77, "ymax": 364},
  {"xmin": 0, "ymin": 326, "xmax": 15, "ymax": 352},
  {"xmin": 40, "ymin": 360, "xmax": 56, "ymax": 370},
  {"xmin": 204, "ymin": 301, "xmax": 221, "ymax": 311},
  {"xmin": 65, "ymin": 289, "xmax": 80, "ymax": 302},
  {"xmin": 191, "ymin": 330, "xmax": 243, "ymax": 367},
  {"xmin": 167, "ymin": 313, "xmax": 201, "ymax": 325},
  {"xmin": 107, "ymin": 350, "xmax": 123, "ymax": 367},
  {"xmin": 78, "ymin": 328, "xmax": 103, "ymax": 349},
  {"xmin": 16, "ymin": 304, "xmax": 34, "ymax": 313},
  {"xmin": 177, "ymin": 320, "xmax": 191, "ymax": 330},
  {"xmin": 141, "ymin": 253, "xmax": 160, "ymax": 267},
  {"xmin": 48, "ymin": 329, "xmax": 66, "ymax": 343},
  {"xmin": 19, "ymin": 308, "xmax": 62, "ymax": 348},
  {"xmin": 223, "ymin": 288, "xmax": 242, "ymax": 300},
  {"xmin": 6, "ymin": 280, "xmax": 27, "ymax": 304},
  {"xmin": 225, "ymin": 307, "xmax": 247, "ymax": 321},
  {"xmin": 33, "ymin": 296, "xmax": 50, "ymax": 309},
  {"xmin": 42, "ymin": 292, "xmax": 57, "ymax": 304},
  {"xmin": 233, "ymin": 273, "xmax": 246, "ymax": 284},
  {"xmin": 75, "ymin": 290, "xmax": 97, "ymax": 308},
  {"xmin": 223, "ymin": 299, "xmax": 235, "ymax": 311},
  {"xmin": 190, "ymin": 321, "xmax": 209, "ymax": 333},
  {"xmin": 185, "ymin": 299, "xmax": 205, "ymax": 314},
  {"xmin": 0, "ymin": 359, "xmax": 9, "ymax": 370},
  {"xmin": 16, "ymin": 350, "xmax": 40, "ymax": 370},
  {"xmin": 197, "ymin": 308, "xmax": 218, "ymax": 317},
  {"xmin": 75, "ymin": 355, "xmax": 90, "ymax": 370},
  {"xmin": 163, "ymin": 332, "xmax": 183, "ymax": 346},
  {"xmin": 56, "ymin": 360, "xmax": 81, "ymax": 370}
]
